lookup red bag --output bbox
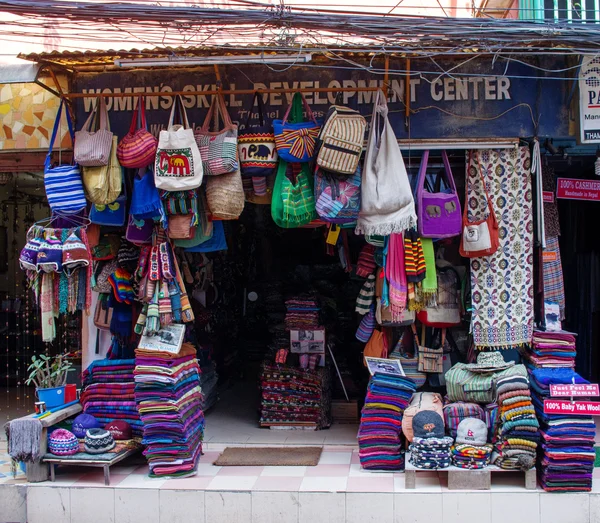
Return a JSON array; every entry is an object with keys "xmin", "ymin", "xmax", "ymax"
[{"xmin": 459, "ymin": 151, "xmax": 500, "ymax": 258}]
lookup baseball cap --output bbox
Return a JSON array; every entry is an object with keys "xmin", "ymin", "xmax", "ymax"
[
  {"xmin": 456, "ymin": 418, "xmax": 488, "ymax": 446},
  {"xmin": 412, "ymin": 410, "xmax": 445, "ymax": 439}
]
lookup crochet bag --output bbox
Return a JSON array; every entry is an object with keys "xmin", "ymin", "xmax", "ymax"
[
  {"xmin": 154, "ymin": 95, "xmax": 203, "ymax": 191},
  {"xmin": 194, "ymin": 93, "xmax": 239, "ymax": 176},
  {"xmin": 459, "ymin": 150, "xmax": 500, "ymax": 258},
  {"xmin": 271, "ymin": 161, "xmax": 316, "ymax": 228},
  {"xmin": 416, "ymin": 150, "xmax": 462, "ymax": 239},
  {"xmin": 117, "ymin": 96, "xmax": 158, "ymax": 168},
  {"xmin": 417, "ymin": 266, "xmax": 461, "ymax": 327},
  {"xmin": 206, "ymin": 169, "xmax": 245, "ymax": 220},
  {"xmin": 44, "ymin": 101, "xmax": 87, "ymax": 215},
  {"xmin": 273, "ymin": 93, "xmax": 321, "ymax": 163},
  {"xmin": 238, "ymin": 92, "xmax": 278, "ymax": 177},
  {"xmin": 83, "ymin": 136, "xmax": 122, "ymax": 205},
  {"xmin": 402, "ymin": 392, "xmax": 444, "ymax": 442},
  {"xmin": 316, "ymin": 103, "xmax": 366, "ymax": 175},
  {"xmin": 74, "ymin": 97, "xmax": 113, "ymax": 167},
  {"xmin": 443, "ymin": 402, "xmax": 486, "ymax": 439},
  {"xmin": 314, "ymin": 166, "xmax": 361, "ymax": 224}
]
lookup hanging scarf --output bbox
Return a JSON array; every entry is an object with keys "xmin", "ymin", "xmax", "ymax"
[
  {"xmin": 40, "ymin": 273, "xmax": 56, "ymax": 342},
  {"xmin": 403, "ymin": 229, "xmax": 426, "ymax": 283},
  {"xmin": 173, "ymin": 252, "xmax": 194, "ymax": 323},
  {"xmin": 386, "ymin": 233, "xmax": 407, "ymax": 320},
  {"xmin": 421, "ymin": 238, "xmax": 438, "ymax": 302},
  {"xmin": 356, "ymin": 274, "xmax": 376, "ymax": 315}
]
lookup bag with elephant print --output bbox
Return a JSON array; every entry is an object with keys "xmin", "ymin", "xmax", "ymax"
[
  {"xmin": 154, "ymin": 95, "xmax": 203, "ymax": 191},
  {"xmin": 238, "ymin": 92, "xmax": 278, "ymax": 178},
  {"xmin": 416, "ymin": 150, "xmax": 461, "ymax": 239}
]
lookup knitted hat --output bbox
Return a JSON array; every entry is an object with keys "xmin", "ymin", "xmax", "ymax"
[
  {"xmin": 356, "ymin": 306, "xmax": 376, "ymax": 342},
  {"xmin": 62, "ymin": 232, "xmax": 90, "ymax": 273},
  {"xmin": 356, "ymin": 244, "xmax": 376, "ymax": 278},
  {"xmin": 104, "ymin": 420, "xmax": 132, "ymax": 441},
  {"xmin": 413, "ymin": 410, "xmax": 445, "ymax": 439},
  {"xmin": 19, "ymin": 237, "xmax": 41, "ymax": 271},
  {"xmin": 117, "ymin": 238, "xmax": 141, "ymax": 271},
  {"xmin": 48, "ymin": 428, "xmax": 79, "ymax": 456},
  {"xmin": 36, "ymin": 234, "xmax": 63, "ymax": 273},
  {"xmin": 84, "ymin": 428, "xmax": 116, "ymax": 454},
  {"xmin": 456, "ymin": 418, "xmax": 488, "ymax": 446},
  {"xmin": 72, "ymin": 413, "xmax": 101, "ymax": 439}
]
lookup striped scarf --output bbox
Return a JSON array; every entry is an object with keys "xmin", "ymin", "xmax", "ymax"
[
  {"xmin": 356, "ymin": 274, "xmax": 376, "ymax": 315},
  {"xmin": 386, "ymin": 233, "xmax": 407, "ymax": 319},
  {"xmin": 403, "ymin": 229, "xmax": 426, "ymax": 283}
]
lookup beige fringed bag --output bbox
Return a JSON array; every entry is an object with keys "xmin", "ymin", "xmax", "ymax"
[{"xmin": 206, "ymin": 169, "xmax": 245, "ymax": 220}]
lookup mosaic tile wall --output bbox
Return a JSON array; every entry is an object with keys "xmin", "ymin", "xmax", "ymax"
[{"xmin": 0, "ymin": 75, "xmax": 70, "ymax": 151}]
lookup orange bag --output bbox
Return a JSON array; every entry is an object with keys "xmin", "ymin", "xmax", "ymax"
[{"xmin": 363, "ymin": 329, "xmax": 389, "ymax": 365}]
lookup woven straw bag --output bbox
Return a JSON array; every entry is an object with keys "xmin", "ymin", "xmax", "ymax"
[
  {"xmin": 206, "ymin": 169, "xmax": 245, "ymax": 220},
  {"xmin": 83, "ymin": 136, "xmax": 122, "ymax": 205}
]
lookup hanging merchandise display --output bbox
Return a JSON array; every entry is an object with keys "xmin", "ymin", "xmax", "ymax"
[
  {"xmin": 314, "ymin": 166, "xmax": 361, "ymax": 224},
  {"xmin": 238, "ymin": 92, "xmax": 278, "ymax": 177},
  {"xmin": 273, "ymin": 92, "xmax": 322, "ymax": 163},
  {"xmin": 356, "ymin": 90, "xmax": 416, "ymax": 236},
  {"xmin": 205, "ymin": 168, "xmax": 245, "ymax": 220},
  {"xmin": 154, "ymin": 95, "xmax": 203, "ymax": 191},
  {"xmin": 467, "ymin": 148, "xmax": 534, "ymax": 349},
  {"xmin": 117, "ymin": 96, "xmax": 158, "ymax": 169},
  {"xmin": 89, "ymin": 171, "xmax": 127, "ymax": 227},
  {"xmin": 83, "ymin": 135, "xmax": 123, "ymax": 205},
  {"xmin": 271, "ymin": 161, "xmax": 317, "ymax": 228},
  {"xmin": 44, "ymin": 101, "xmax": 87, "ymax": 215},
  {"xmin": 416, "ymin": 150, "xmax": 462, "ymax": 239},
  {"xmin": 74, "ymin": 97, "xmax": 113, "ymax": 167}
]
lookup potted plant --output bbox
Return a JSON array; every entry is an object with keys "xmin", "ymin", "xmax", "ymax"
[{"xmin": 25, "ymin": 354, "xmax": 74, "ymax": 409}]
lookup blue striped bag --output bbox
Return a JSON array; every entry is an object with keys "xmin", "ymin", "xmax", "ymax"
[{"xmin": 44, "ymin": 101, "xmax": 87, "ymax": 215}]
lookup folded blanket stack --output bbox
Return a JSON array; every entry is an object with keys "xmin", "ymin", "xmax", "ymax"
[
  {"xmin": 524, "ymin": 331, "xmax": 576, "ymax": 368},
  {"xmin": 284, "ymin": 297, "xmax": 320, "ymax": 330},
  {"xmin": 409, "ymin": 436, "xmax": 454, "ymax": 469},
  {"xmin": 260, "ymin": 363, "xmax": 331, "ymax": 429},
  {"xmin": 81, "ymin": 359, "xmax": 143, "ymax": 436},
  {"xmin": 492, "ymin": 373, "xmax": 540, "ymax": 470},
  {"xmin": 134, "ymin": 342, "xmax": 204, "ymax": 478},
  {"xmin": 358, "ymin": 374, "xmax": 416, "ymax": 470},
  {"xmin": 451, "ymin": 443, "xmax": 493, "ymax": 469},
  {"xmin": 529, "ymin": 367, "xmax": 596, "ymax": 492}
]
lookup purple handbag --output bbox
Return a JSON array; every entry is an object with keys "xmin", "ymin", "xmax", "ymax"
[
  {"xmin": 125, "ymin": 216, "xmax": 154, "ymax": 245},
  {"xmin": 416, "ymin": 150, "xmax": 461, "ymax": 239}
]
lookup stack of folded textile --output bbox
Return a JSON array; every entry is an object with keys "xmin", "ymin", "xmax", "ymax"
[
  {"xmin": 450, "ymin": 419, "xmax": 493, "ymax": 469},
  {"xmin": 81, "ymin": 359, "xmax": 143, "ymax": 436},
  {"xmin": 259, "ymin": 363, "xmax": 331, "ymax": 429},
  {"xmin": 524, "ymin": 331, "xmax": 577, "ymax": 368},
  {"xmin": 408, "ymin": 411, "xmax": 453, "ymax": 470},
  {"xmin": 529, "ymin": 367, "xmax": 596, "ymax": 492},
  {"xmin": 284, "ymin": 297, "xmax": 320, "ymax": 330},
  {"xmin": 358, "ymin": 374, "xmax": 416, "ymax": 470},
  {"xmin": 134, "ymin": 342, "xmax": 204, "ymax": 478},
  {"xmin": 492, "ymin": 374, "xmax": 540, "ymax": 470}
]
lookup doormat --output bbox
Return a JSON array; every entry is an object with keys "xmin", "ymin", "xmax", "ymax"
[{"xmin": 214, "ymin": 446, "xmax": 323, "ymax": 467}]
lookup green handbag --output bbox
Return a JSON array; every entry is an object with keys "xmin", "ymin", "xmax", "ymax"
[{"xmin": 271, "ymin": 160, "xmax": 316, "ymax": 228}]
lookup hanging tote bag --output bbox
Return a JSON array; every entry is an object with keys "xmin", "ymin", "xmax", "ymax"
[
  {"xmin": 90, "ymin": 171, "xmax": 127, "ymax": 227},
  {"xmin": 154, "ymin": 95, "xmax": 203, "ymax": 191},
  {"xmin": 356, "ymin": 90, "xmax": 416, "ymax": 236},
  {"xmin": 194, "ymin": 93, "xmax": 239, "ymax": 176},
  {"xmin": 459, "ymin": 151, "xmax": 500, "ymax": 258},
  {"xmin": 271, "ymin": 160, "xmax": 316, "ymax": 228},
  {"xmin": 415, "ymin": 325, "xmax": 444, "ymax": 374},
  {"xmin": 117, "ymin": 96, "xmax": 158, "ymax": 168},
  {"xmin": 184, "ymin": 220, "xmax": 227, "ymax": 253},
  {"xmin": 238, "ymin": 92, "xmax": 278, "ymax": 177},
  {"xmin": 314, "ymin": 166, "xmax": 361, "ymax": 224},
  {"xmin": 74, "ymin": 97, "xmax": 113, "ymax": 167},
  {"xmin": 273, "ymin": 93, "xmax": 321, "ymax": 163},
  {"xmin": 44, "ymin": 101, "xmax": 87, "ymax": 215},
  {"xmin": 363, "ymin": 329, "xmax": 388, "ymax": 365},
  {"xmin": 316, "ymin": 103, "xmax": 366, "ymax": 175},
  {"xmin": 416, "ymin": 150, "xmax": 462, "ymax": 238},
  {"xmin": 82, "ymin": 135, "xmax": 122, "ymax": 205},
  {"xmin": 126, "ymin": 216, "xmax": 154, "ymax": 245},
  {"xmin": 206, "ymin": 168, "xmax": 245, "ymax": 220}
]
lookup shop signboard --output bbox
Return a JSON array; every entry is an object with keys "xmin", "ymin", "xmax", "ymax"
[
  {"xmin": 549, "ymin": 383, "xmax": 600, "ymax": 397},
  {"xmin": 542, "ymin": 191, "xmax": 554, "ymax": 203},
  {"xmin": 544, "ymin": 399, "xmax": 600, "ymax": 415},
  {"xmin": 579, "ymin": 55, "xmax": 600, "ymax": 143},
  {"xmin": 73, "ymin": 56, "xmax": 570, "ymax": 141},
  {"xmin": 556, "ymin": 177, "xmax": 600, "ymax": 201}
]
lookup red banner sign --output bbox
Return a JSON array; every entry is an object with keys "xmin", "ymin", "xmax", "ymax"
[
  {"xmin": 556, "ymin": 178, "xmax": 600, "ymax": 201},
  {"xmin": 549, "ymin": 383, "xmax": 600, "ymax": 397},
  {"xmin": 543, "ymin": 191, "xmax": 554, "ymax": 203},
  {"xmin": 544, "ymin": 399, "xmax": 600, "ymax": 415}
]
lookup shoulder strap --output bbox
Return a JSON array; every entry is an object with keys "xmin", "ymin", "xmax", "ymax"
[
  {"xmin": 47, "ymin": 100, "xmax": 75, "ymax": 159},
  {"xmin": 245, "ymin": 92, "xmax": 265, "ymax": 128},
  {"xmin": 416, "ymin": 150, "xmax": 430, "ymax": 202}
]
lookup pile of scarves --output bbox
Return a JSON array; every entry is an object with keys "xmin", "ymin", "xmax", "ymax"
[
  {"xmin": 134, "ymin": 342, "xmax": 204, "ymax": 478},
  {"xmin": 409, "ymin": 436, "xmax": 454, "ymax": 469},
  {"xmin": 357, "ymin": 373, "xmax": 416, "ymax": 470},
  {"xmin": 492, "ymin": 373, "xmax": 540, "ymax": 470},
  {"xmin": 81, "ymin": 359, "xmax": 143, "ymax": 436},
  {"xmin": 524, "ymin": 331, "xmax": 576, "ymax": 368},
  {"xmin": 450, "ymin": 443, "xmax": 493, "ymax": 469},
  {"xmin": 529, "ymin": 367, "xmax": 596, "ymax": 492},
  {"xmin": 259, "ymin": 363, "xmax": 331, "ymax": 428},
  {"xmin": 284, "ymin": 297, "xmax": 320, "ymax": 330}
]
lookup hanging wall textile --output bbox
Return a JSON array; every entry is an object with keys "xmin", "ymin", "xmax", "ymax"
[
  {"xmin": 542, "ymin": 236, "xmax": 566, "ymax": 320},
  {"xmin": 468, "ymin": 148, "xmax": 533, "ymax": 348}
]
